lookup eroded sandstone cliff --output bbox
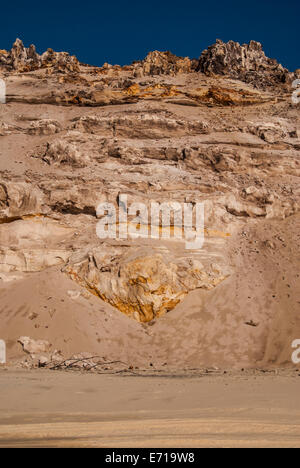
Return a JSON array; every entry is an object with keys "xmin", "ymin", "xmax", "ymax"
[{"xmin": 0, "ymin": 38, "xmax": 299, "ymax": 368}]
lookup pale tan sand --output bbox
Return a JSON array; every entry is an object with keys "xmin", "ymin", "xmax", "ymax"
[{"xmin": 0, "ymin": 369, "xmax": 300, "ymax": 447}]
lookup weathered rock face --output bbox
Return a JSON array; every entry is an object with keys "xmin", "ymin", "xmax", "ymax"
[
  {"xmin": 0, "ymin": 38, "xmax": 80, "ymax": 73},
  {"xmin": 70, "ymin": 113, "xmax": 209, "ymax": 138},
  {"xmin": 0, "ymin": 217, "xmax": 73, "ymax": 272},
  {"xmin": 27, "ymin": 119, "xmax": 62, "ymax": 136},
  {"xmin": 41, "ymin": 139, "xmax": 89, "ymax": 167},
  {"xmin": 1, "ymin": 38, "xmax": 295, "ymax": 87},
  {"xmin": 64, "ymin": 249, "xmax": 228, "ymax": 322},
  {"xmin": 40, "ymin": 48, "xmax": 80, "ymax": 73},
  {"xmin": 197, "ymin": 39, "xmax": 293, "ymax": 88},
  {"xmin": 134, "ymin": 50, "xmax": 194, "ymax": 76},
  {"xmin": 0, "ymin": 181, "xmax": 44, "ymax": 221},
  {"xmin": 10, "ymin": 38, "xmax": 40, "ymax": 71},
  {"xmin": 0, "ymin": 248, "xmax": 70, "ymax": 273}
]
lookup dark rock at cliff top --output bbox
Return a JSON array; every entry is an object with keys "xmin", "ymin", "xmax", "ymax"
[{"xmin": 197, "ymin": 39, "xmax": 294, "ymax": 89}]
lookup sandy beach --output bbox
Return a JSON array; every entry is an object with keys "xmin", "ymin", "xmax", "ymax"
[{"xmin": 0, "ymin": 368, "xmax": 300, "ymax": 448}]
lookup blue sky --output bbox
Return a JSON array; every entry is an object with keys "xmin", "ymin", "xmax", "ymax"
[{"xmin": 0, "ymin": 0, "xmax": 299, "ymax": 71}]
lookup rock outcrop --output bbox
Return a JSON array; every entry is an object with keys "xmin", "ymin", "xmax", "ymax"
[
  {"xmin": 134, "ymin": 50, "xmax": 195, "ymax": 76},
  {"xmin": 1, "ymin": 38, "xmax": 295, "ymax": 89},
  {"xmin": 40, "ymin": 47, "xmax": 80, "ymax": 73},
  {"xmin": 64, "ymin": 250, "xmax": 228, "ymax": 322},
  {"xmin": 197, "ymin": 39, "xmax": 294, "ymax": 88},
  {"xmin": 0, "ymin": 181, "xmax": 44, "ymax": 221},
  {"xmin": 0, "ymin": 38, "xmax": 80, "ymax": 73},
  {"xmin": 27, "ymin": 119, "xmax": 62, "ymax": 136},
  {"xmin": 18, "ymin": 337, "xmax": 51, "ymax": 355}
]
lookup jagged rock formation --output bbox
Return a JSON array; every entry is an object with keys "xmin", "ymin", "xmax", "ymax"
[
  {"xmin": 0, "ymin": 38, "xmax": 299, "ymax": 368},
  {"xmin": 0, "ymin": 38, "xmax": 296, "ymax": 90},
  {"xmin": 0, "ymin": 38, "xmax": 80, "ymax": 73},
  {"xmin": 134, "ymin": 50, "xmax": 195, "ymax": 76},
  {"xmin": 198, "ymin": 39, "xmax": 294, "ymax": 89}
]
